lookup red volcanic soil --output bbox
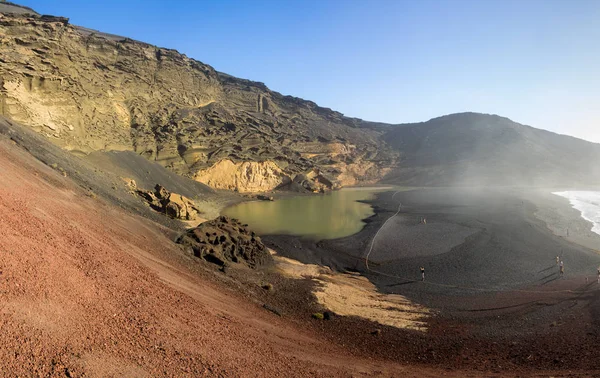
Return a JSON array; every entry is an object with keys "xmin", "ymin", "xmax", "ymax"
[
  {"xmin": 4, "ymin": 134, "xmax": 600, "ymax": 377},
  {"xmin": 0, "ymin": 139, "xmax": 430, "ymax": 377}
]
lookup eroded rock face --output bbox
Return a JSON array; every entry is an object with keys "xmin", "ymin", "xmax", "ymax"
[
  {"xmin": 0, "ymin": 12, "xmax": 397, "ymax": 192},
  {"xmin": 194, "ymin": 160, "xmax": 291, "ymax": 193},
  {"xmin": 290, "ymin": 169, "xmax": 335, "ymax": 193},
  {"xmin": 176, "ymin": 216, "xmax": 272, "ymax": 268},
  {"xmin": 335, "ymin": 161, "xmax": 392, "ymax": 187},
  {"xmin": 136, "ymin": 184, "xmax": 200, "ymax": 220}
]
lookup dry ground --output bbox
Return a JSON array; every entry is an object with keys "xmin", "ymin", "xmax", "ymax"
[{"xmin": 0, "ymin": 138, "xmax": 441, "ymax": 376}]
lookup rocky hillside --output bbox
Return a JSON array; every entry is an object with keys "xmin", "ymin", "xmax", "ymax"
[
  {"xmin": 382, "ymin": 113, "xmax": 600, "ymax": 187},
  {"xmin": 2, "ymin": 3, "xmax": 600, "ymax": 191},
  {"xmin": 0, "ymin": 6, "xmax": 396, "ymax": 193}
]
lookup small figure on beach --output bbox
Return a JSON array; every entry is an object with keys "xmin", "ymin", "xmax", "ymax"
[
  {"xmin": 559, "ymin": 260, "xmax": 564, "ymax": 277},
  {"xmin": 597, "ymin": 267, "xmax": 600, "ymax": 284},
  {"xmin": 556, "ymin": 256, "xmax": 560, "ymax": 266},
  {"xmin": 420, "ymin": 266, "xmax": 425, "ymax": 281},
  {"xmin": 423, "ymin": 217, "xmax": 427, "ymax": 225}
]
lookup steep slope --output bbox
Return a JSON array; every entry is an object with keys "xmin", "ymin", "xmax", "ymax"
[
  {"xmin": 0, "ymin": 9, "xmax": 395, "ymax": 192},
  {"xmin": 0, "ymin": 115, "xmax": 228, "ymax": 226},
  {"xmin": 0, "ymin": 128, "xmax": 423, "ymax": 377},
  {"xmin": 382, "ymin": 113, "xmax": 600, "ymax": 187}
]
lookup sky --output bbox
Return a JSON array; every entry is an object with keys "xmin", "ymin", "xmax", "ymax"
[{"xmin": 20, "ymin": 0, "xmax": 600, "ymax": 143}]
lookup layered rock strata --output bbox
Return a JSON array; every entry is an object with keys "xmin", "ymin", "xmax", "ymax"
[{"xmin": 0, "ymin": 11, "xmax": 396, "ymax": 192}]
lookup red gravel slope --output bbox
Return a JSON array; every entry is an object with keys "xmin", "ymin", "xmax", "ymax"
[{"xmin": 0, "ymin": 136, "xmax": 442, "ymax": 376}]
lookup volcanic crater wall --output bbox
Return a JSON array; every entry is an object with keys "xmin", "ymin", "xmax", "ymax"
[{"xmin": 0, "ymin": 11, "xmax": 397, "ymax": 192}]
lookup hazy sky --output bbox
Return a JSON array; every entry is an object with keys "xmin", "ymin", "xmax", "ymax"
[{"xmin": 22, "ymin": 0, "xmax": 600, "ymax": 143}]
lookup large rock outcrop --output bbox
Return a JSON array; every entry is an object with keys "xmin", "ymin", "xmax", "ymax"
[
  {"xmin": 136, "ymin": 184, "xmax": 201, "ymax": 221},
  {"xmin": 0, "ymin": 10, "xmax": 397, "ymax": 192},
  {"xmin": 194, "ymin": 159, "xmax": 291, "ymax": 193},
  {"xmin": 177, "ymin": 216, "xmax": 272, "ymax": 268}
]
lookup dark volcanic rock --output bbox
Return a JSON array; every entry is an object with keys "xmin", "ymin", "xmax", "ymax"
[{"xmin": 177, "ymin": 216, "xmax": 273, "ymax": 268}]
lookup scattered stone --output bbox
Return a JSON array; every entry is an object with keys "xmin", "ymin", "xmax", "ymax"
[
  {"xmin": 261, "ymin": 283, "xmax": 273, "ymax": 291},
  {"xmin": 312, "ymin": 313, "xmax": 324, "ymax": 320},
  {"xmin": 371, "ymin": 329, "xmax": 381, "ymax": 336}
]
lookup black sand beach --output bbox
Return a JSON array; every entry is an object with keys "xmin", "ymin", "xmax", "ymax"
[
  {"xmin": 266, "ymin": 188, "xmax": 600, "ymax": 297},
  {"xmin": 263, "ymin": 187, "xmax": 600, "ymax": 373}
]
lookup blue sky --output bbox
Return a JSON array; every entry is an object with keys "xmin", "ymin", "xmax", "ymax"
[{"xmin": 21, "ymin": 0, "xmax": 600, "ymax": 142}]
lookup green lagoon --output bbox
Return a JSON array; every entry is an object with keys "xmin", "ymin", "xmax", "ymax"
[{"xmin": 223, "ymin": 187, "xmax": 390, "ymax": 240}]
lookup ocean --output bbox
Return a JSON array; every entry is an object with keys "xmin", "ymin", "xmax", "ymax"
[{"xmin": 553, "ymin": 191, "xmax": 600, "ymax": 236}]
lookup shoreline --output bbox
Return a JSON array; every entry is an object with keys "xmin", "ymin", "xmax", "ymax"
[
  {"xmin": 258, "ymin": 186, "xmax": 600, "ymax": 373},
  {"xmin": 536, "ymin": 190, "xmax": 600, "ymax": 252},
  {"xmin": 220, "ymin": 186, "xmax": 394, "ymax": 241},
  {"xmin": 265, "ymin": 187, "xmax": 600, "ymax": 296}
]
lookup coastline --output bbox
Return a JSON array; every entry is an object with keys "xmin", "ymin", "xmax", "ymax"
[
  {"xmin": 258, "ymin": 186, "xmax": 600, "ymax": 373},
  {"xmin": 265, "ymin": 187, "xmax": 600, "ymax": 296},
  {"xmin": 534, "ymin": 190, "xmax": 600, "ymax": 252}
]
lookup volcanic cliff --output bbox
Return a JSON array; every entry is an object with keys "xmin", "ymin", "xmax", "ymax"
[
  {"xmin": 0, "ymin": 5, "xmax": 396, "ymax": 193},
  {"xmin": 2, "ymin": 2, "xmax": 600, "ymax": 192}
]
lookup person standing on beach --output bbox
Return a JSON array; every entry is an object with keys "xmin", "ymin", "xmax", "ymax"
[
  {"xmin": 420, "ymin": 266, "xmax": 425, "ymax": 281},
  {"xmin": 556, "ymin": 256, "xmax": 560, "ymax": 266},
  {"xmin": 597, "ymin": 267, "xmax": 600, "ymax": 284},
  {"xmin": 560, "ymin": 260, "xmax": 564, "ymax": 277}
]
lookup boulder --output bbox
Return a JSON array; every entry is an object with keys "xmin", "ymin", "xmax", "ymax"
[
  {"xmin": 176, "ymin": 216, "xmax": 273, "ymax": 269},
  {"xmin": 136, "ymin": 184, "xmax": 200, "ymax": 220},
  {"xmin": 121, "ymin": 177, "xmax": 137, "ymax": 192}
]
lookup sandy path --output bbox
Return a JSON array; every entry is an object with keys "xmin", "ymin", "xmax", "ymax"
[{"xmin": 0, "ymin": 139, "xmax": 452, "ymax": 376}]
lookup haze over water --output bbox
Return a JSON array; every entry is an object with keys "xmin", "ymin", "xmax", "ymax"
[
  {"xmin": 554, "ymin": 191, "xmax": 600, "ymax": 236},
  {"xmin": 223, "ymin": 188, "xmax": 388, "ymax": 240}
]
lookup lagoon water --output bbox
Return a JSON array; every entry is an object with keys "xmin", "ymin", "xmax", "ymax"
[
  {"xmin": 223, "ymin": 187, "xmax": 390, "ymax": 240},
  {"xmin": 554, "ymin": 191, "xmax": 600, "ymax": 236}
]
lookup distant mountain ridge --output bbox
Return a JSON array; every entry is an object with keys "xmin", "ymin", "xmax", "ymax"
[
  {"xmin": 1, "ymin": 5, "xmax": 599, "ymax": 190},
  {"xmin": 382, "ymin": 112, "xmax": 600, "ymax": 187}
]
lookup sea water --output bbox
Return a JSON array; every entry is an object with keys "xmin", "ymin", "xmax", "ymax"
[{"xmin": 553, "ymin": 191, "xmax": 600, "ymax": 235}]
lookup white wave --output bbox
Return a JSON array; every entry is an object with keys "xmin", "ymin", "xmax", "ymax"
[{"xmin": 553, "ymin": 191, "xmax": 600, "ymax": 235}]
